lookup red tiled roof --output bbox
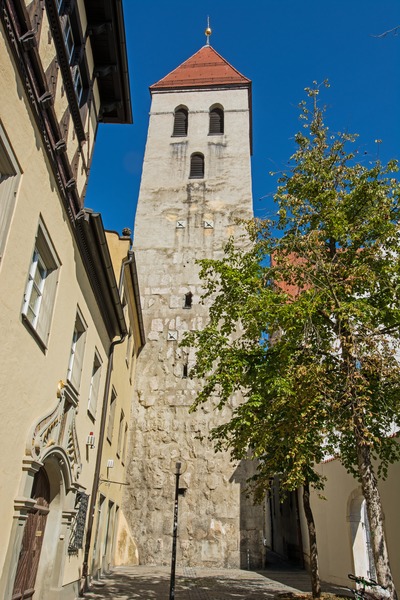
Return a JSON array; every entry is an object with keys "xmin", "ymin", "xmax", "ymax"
[{"xmin": 150, "ymin": 45, "xmax": 251, "ymax": 91}]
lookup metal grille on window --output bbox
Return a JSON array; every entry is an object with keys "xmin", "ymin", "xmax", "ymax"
[
  {"xmin": 189, "ymin": 153, "xmax": 204, "ymax": 179},
  {"xmin": 68, "ymin": 492, "xmax": 89, "ymax": 554},
  {"xmin": 209, "ymin": 108, "xmax": 224, "ymax": 134},
  {"xmin": 172, "ymin": 108, "xmax": 188, "ymax": 136}
]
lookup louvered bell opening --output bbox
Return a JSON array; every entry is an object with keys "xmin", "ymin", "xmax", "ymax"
[
  {"xmin": 189, "ymin": 154, "xmax": 204, "ymax": 179},
  {"xmin": 209, "ymin": 108, "xmax": 224, "ymax": 135},
  {"xmin": 172, "ymin": 109, "xmax": 188, "ymax": 136}
]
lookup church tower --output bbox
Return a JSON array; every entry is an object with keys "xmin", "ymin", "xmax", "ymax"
[{"xmin": 127, "ymin": 36, "xmax": 264, "ymax": 568}]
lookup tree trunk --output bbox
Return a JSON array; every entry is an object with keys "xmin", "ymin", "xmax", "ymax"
[
  {"xmin": 356, "ymin": 440, "xmax": 397, "ymax": 600},
  {"xmin": 302, "ymin": 481, "xmax": 321, "ymax": 598}
]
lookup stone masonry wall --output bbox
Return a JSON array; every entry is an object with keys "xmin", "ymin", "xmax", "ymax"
[{"xmin": 126, "ymin": 86, "xmax": 265, "ymax": 568}]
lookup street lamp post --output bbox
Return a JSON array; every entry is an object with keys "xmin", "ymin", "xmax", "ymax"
[{"xmin": 169, "ymin": 461, "xmax": 182, "ymax": 600}]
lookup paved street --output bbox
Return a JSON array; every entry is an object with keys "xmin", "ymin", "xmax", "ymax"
[{"xmin": 83, "ymin": 564, "xmax": 347, "ymax": 600}]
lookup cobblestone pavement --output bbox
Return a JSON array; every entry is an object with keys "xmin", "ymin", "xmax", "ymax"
[{"xmin": 83, "ymin": 564, "xmax": 346, "ymax": 600}]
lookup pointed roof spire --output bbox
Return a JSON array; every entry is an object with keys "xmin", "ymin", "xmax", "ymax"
[
  {"xmin": 150, "ymin": 45, "xmax": 251, "ymax": 91},
  {"xmin": 205, "ymin": 16, "xmax": 212, "ymax": 46}
]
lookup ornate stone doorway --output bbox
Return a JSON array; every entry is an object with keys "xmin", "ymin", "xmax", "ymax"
[{"xmin": 11, "ymin": 468, "xmax": 50, "ymax": 600}]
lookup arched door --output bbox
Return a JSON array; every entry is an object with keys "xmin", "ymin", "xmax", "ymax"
[{"xmin": 12, "ymin": 469, "xmax": 50, "ymax": 600}]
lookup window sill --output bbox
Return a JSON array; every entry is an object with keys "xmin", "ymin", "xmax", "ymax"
[
  {"xmin": 21, "ymin": 313, "xmax": 47, "ymax": 353},
  {"xmin": 63, "ymin": 381, "xmax": 79, "ymax": 407}
]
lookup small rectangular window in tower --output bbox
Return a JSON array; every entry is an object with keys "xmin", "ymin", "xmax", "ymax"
[
  {"xmin": 182, "ymin": 363, "xmax": 188, "ymax": 379},
  {"xmin": 184, "ymin": 292, "xmax": 193, "ymax": 309}
]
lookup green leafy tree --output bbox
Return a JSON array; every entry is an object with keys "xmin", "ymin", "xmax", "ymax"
[{"xmin": 184, "ymin": 83, "xmax": 400, "ymax": 599}]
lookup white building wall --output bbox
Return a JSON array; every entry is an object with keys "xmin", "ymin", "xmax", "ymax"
[{"xmin": 310, "ymin": 458, "xmax": 400, "ymax": 590}]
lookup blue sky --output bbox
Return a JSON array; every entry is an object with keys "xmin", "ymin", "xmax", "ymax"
[{"xmin": 85, "ymin": 0, "xmax": 400, "ymax": 234}]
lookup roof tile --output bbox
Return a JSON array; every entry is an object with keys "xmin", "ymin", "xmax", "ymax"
[{"xmin": 150, "ymin": 45, "xmax": 251, "ymax": 90}]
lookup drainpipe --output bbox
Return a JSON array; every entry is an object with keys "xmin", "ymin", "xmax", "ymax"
[{"xmin": 81, "ymin": 332, "xmax": 126, "ymax": 593}]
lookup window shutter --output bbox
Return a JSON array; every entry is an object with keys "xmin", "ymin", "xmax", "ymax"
[
  {"xmin": 0, "ymin": 176, "xmax": 18, "ymax": 258},
  {"xmin": 88, "ymin": 356, "xmax": 102, "ymax": 418},
  {"xmin": 71, "ymin": 330, "xmax": 85, "ymax": 390},
  {"xmin": 189, "ymin": 154, "xmax": 204, "ymax": 179},
  {"xmin": 36, "ymin": 268, "xmax": 58, "ymax": 343},
  {"xmin": 172, "ymin": 109, "xmax": 188, "ymax": 136},
  {"xmin": 0, "ymin": 131, "xmax": 20, "ymax": 259},
  {"xmin": 69, "ymin": 320, "xmax": 86, "ymax": 391},
  {"xmin": 107, "ymin": 390, "xmax": 117, "ymax": 441},
  {"xmin": 209, "ymin": 108, "xmax": 224, "ymax": 135}
]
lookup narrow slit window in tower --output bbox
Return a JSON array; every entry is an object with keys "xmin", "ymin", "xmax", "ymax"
[{"xmin": 184, "ymin": 291, "xmax": 193, "ymax": 308}]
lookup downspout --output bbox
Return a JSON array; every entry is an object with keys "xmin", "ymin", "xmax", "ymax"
[{"xmin": 81, "ymin": 332, "xmax": 126, "ymax": 592}]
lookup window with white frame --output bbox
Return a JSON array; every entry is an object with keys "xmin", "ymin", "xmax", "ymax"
[
  {"xmin": 63, "ymin": 17, "xmax": 75, "ymax": 62},
  {"xmin": 22, "ymin": 219, "xmax": 60, "ymax": 345},
  {"xmin": 0, "ymin": 124, "xmax": 21, "ymax": 262},
  {"xmin": 88, "ymin": 350, "xmax": 102, "ymax": 418},
  {"xmin": 67, "ymin": 309, "xmax": 87, "ymax": 392},
  {"xmin": 107, "ymin": 387, "xmax": 117, "ymax": 443}
]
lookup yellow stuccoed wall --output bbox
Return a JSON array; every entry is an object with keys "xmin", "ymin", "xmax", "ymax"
[{"xmin": 0, "ymin": 19, "xmax": 110, "ymax": 600}]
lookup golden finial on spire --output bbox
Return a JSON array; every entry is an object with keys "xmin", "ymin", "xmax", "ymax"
[{"xmin": 205, "ymin": 16, "xmax": 212, "ymax": 45}]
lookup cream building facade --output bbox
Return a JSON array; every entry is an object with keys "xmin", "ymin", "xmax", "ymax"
[
  {"xmin": 0, "ymin": 1, "xmax": 135, "ymax": 598},
  {"xmin": 85, "ymin": 231, "xmax": 145, "ymax": 581}
]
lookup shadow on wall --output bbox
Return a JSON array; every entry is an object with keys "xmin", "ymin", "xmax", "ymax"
[{"xmin": 230, "ymin": 459, "xmax": 267, "ymax": 570}]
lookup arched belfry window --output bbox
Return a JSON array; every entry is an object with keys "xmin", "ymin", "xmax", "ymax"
[
  {"xmin": 189, "ymin": 153, "xmax": 204, "ymax": 179},
  {"xmin": 172, "ymin": 107, "xmax": 188, "ymax": 137},
  {"xmin": 209, "ymin": 106, "xmax": 224, "ymax": 135}
]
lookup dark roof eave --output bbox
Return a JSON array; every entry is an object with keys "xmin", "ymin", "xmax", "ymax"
[
  {"xmin": 113, "ymin": 0, "xmax": 132, "ymax": 124},
  {"xmin": 85, "ymin": 0, "xmax": 132, "ymax": 124},
  {"xmin": 150, "ymin": 81, "xmax": 250, "ymax": 92}
]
